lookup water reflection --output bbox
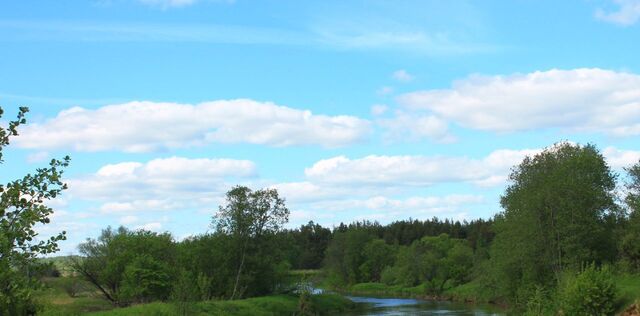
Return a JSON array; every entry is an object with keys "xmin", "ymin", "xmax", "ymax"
[{"xmin": 346, "ymin": 296, "xmax": 503, "ymax": 316}]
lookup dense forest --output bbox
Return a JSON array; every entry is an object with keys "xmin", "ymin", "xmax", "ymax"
[{"xmin": 2, "ymin": 108, "xmax": 640, "ymax": 315}]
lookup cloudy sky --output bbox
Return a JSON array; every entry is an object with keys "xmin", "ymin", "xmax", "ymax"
[{"xmin": 1, "ymin": 0, "xmax": 640, "ymax": 254}]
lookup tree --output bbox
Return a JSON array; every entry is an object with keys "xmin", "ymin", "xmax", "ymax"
[
  {"xmin": 212, "ymin": 186, "xmax": 289, "ymax": 299},
  {"xmin": 359, "ymin": 239, "xmax": 395, "ymax": 282},
  {"xmin": 72, "ymin": 227, "xmax": 176, "ymax": 306},
  {"xmin": 323, "ymin": 229, "xmax": 372, "ymax": 286},
  {"xmin": 490, "ymin": 142, "xmax": 618, "ymax": 304},
  {"xmin": 388, "ymin": 234, "xmax": 473, "ymax": 293},
  {"xmin": 621, "ymin": 160, "xmax": 640, "ymax": 271},
  {"xmin": 0, "ymin": 107, "xmax": 70, "ymax": 315}
]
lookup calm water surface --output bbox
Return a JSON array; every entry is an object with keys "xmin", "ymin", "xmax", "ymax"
[{"xmin": 345, "ymin": 296, "xmax": 504, "ymax": 316}]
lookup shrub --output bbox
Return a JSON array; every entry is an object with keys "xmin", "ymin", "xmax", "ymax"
[
  {"xmin": 60, "ymin": 277, "xmax": 83, "ymax": 298},
  {"xmin": 560, "ymin": 264, "xmax": 617, "ymax": 316}
]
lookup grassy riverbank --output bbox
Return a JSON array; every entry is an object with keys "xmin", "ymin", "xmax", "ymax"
[
  {"xmin": 84, "ymin": 294, "xmax": 355, "ymax": 316},
  {"xmin": 345, "ymin": 281, "xmax": 493, "ymax": 303},
  {"xmin": 38, "ymin": 275, "xmax": 356, "ymax": 316},
  {"xmin": 343, "ymin": 273, "xmax": 640, "ymax": 314}
]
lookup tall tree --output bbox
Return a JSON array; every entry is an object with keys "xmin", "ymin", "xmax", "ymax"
[
  {"xmin": 213, "ymin": 186, "xmax": 289, "ymax": 299},
  {"xmin": 0, "ymin": 107, "xmax": 70, "ymax": 315},
  {"xmin": 621, "ymin": 160, "xmax": 640, "ymax": 271},
  {"xmin": 490, "ymin": 142, "xmax": 618, "ymax": 303}
]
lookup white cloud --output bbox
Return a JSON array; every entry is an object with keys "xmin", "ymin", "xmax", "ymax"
[
  {"xmin": 398, "ymin": 68, "xmax": 640, "ymax": 136},
  {"xmin": 370, "ymin": 104, "xmax": 388, "ymax": 116},
  {"xmin": 135, "ymin": 222, "xmax": 163, "ymax": 231},
  {"xmin": 392, "ymin": 69, "xmax": 414, "ymax": 82},
  {"xmin": 377, "ymin": 86, "xmax": 394, "ymax": 96},
  {"xmin": 120, "ymin": 215, "xmax": 138, "ymax": 225},
  {"xmin": 26, "ymin": 151, "xmax": 49, "ymax": 163},
  {"xmin": 138, "ymin": 0, "xmax": 197, "ymax": 8},
  {"xmin": 136, "ymin": 0, "xmax": 234, "ymax": 9},
  {"xmin": 603, "ymin": 146, "xmax": 640, "ymax": 168},
  {"xmin": 15, "ymin": 100, "xmax": 371, "ymax": 152},
  {"xmin": 304, "ymin": 148, "xmax": 540, "ymax": 188},
  {"xmin": 595, "ymin": 0, "xmax": 640, "ymax": 26},
  {"xmin": 316, "ymin": 194, "xmax": 484, "ymax": 212},
  {"xmin": 378, "ymin": 112, "xmax": 456, "ymax": 143},
  {"xmin": 68, "ymin": 156, "xmax": 256, "ymax": 213}
]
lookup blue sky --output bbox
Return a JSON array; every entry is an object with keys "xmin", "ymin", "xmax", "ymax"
[{"xmin": 1, "ymin": 0, "xmax": 640, "ymax": 254}]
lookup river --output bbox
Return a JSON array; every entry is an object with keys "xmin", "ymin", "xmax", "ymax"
[{"xmin": 344, "ymin": 295, "xmax": 504, "ymax": 315}]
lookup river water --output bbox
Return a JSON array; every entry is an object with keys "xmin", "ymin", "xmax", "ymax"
[{"xmin": 344, "ymin": 296, "xmax": 504, "ymax": 315}]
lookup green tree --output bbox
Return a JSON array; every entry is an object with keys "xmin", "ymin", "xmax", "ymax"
[
  {"xmin": 389, "ymin": 234, "xmax": 473, "ymax": 293},
  {"xmin": 323, "ymin": 229, "xmax": 372, "ymax": 286},
  {"xmin": 359, "ymin": 239, "xmax": 395, "ymax": 282},
  {"xmin": 212, "ymin": 186, "xmax": 289, "ymax": 299},
  {"xmin": 72, "ymin": 226, "xmax": 176, "ymax": 306},
  {"xmin": 621, "ymin": 160, "xmax": 640, "ymax": 271},
  {"xmin": 0, "ymin": 107, "xmax": 70, "ymax": 315},
  {"xmin": 560, "ymin": 264, "xmax": 616, "ymax": 316},
  {"xmin": 490, "ymin": 142, "xmax": 618, "ymax": 304}
]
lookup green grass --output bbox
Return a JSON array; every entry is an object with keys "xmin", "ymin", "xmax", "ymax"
[
  {"xmin": 38, "ymin": 276, "xmax": 355, "ymax": 316},
  {"xmin": 39, "ymin": 277, "xmax": 113, "ymax": 316},
  {"xmin": 614, "ymin": 273, "xmax": 640, "ymax": 311},
  {"xmin": 85, "ymin": 294, "xmax": 355, "ymax": 316},
  {"xmin": 347, "ymin": 282, "xmax": 429, "ymax": 297},
  {"xmin": 444, "ymin": 280, "xmax": 496, "ymax": 304}
]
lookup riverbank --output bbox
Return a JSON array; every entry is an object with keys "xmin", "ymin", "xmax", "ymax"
[
  {"xmin": 341, "ymin": 273, "xmax": 640, "ymax": 315},
  {"xmin": 38, "ymin": 276, "xmax": 357, "ymax": 316},
  {"xmin": 84, "ymin": 294, "xmax": 356, "ymax": 316},
  {"xmin": 343, "ymin": 281, "xmax": 498, "ymax": 305}
]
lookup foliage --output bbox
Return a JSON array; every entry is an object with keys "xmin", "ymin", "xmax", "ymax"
[
  {"xmin": 287, "ymin": 221, "xmax": 331, "ymax": 270},
  {"xmin": 72, "ymin": 227, "xmax": 176, "ymax": 306},
  {"xmin": 560, "ymin": 264, "xmax": 617, "ymax": 316},
  {"xmin": 621, "ymin": 160, "xmax": 640, "ymax": 271},
  {"xmin": 489, "ymin": 142, "xmax": 618, "ymax": 304},
  {"xmin": 323, "ymin": 229, "xmax": 372, "ymax": 285},
  {"xmin": 0, "ymin": 106, "xmax": 70, "ymax": 315},
  {"xmin": 386, "ymin": 234, "xmax": 473, "ymax": 293},
  {"xmin": 60, "ymin": 277, "xmax": 83, "ymax": 298},
  {"xmin": 213, "ymin": 186, "xmax": 289, "ymax": 299},
  {"xmin": 358, "ymin": 239, "xmax": 395, "ymax": 282}
]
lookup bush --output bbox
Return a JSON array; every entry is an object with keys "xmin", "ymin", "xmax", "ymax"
[
  {"xmin": 560, "ymin": 264, "xmax": 617, "ymax": 316},
  {"xmin": 60, "ymin": 277, "xmax": 83, "ymax": 298},
  {"xmin": 523, "ymin": 285, "xmax": 555, "ymax": 316}
]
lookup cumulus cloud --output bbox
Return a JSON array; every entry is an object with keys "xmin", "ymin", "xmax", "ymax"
[
  {"xmin": 603, "ymin": 146, "xmax": 640, "ymax": 168},
  {"xmin": 595, "ymin": 0, "xmax": 640, "ymax": 26},
  {"xmin": 68, "ymin": 156, "xmax": 256, "ymax": 213},
  {"xmin": 392, "ymin": 69, "xmax": 414, "ymax": 82},
  {"xmin": 15, "ymin": 100, "xmax": 371, "ymax": 152},
  {"xmin": 378, "ymin": 112, "xmax": 456, "ymax": 143},
  {"xmin": 304, "ymin": 148, "xmax": 540, "ymax": 188},
  {"xmin": 398, "ymin": 68, "xmax": 640, "ymax": 136}
]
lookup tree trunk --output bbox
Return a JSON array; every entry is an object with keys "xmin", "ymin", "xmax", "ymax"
[{"xmin": 230, "ymin": 238, "xmax": 249, "ymax": 300}]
